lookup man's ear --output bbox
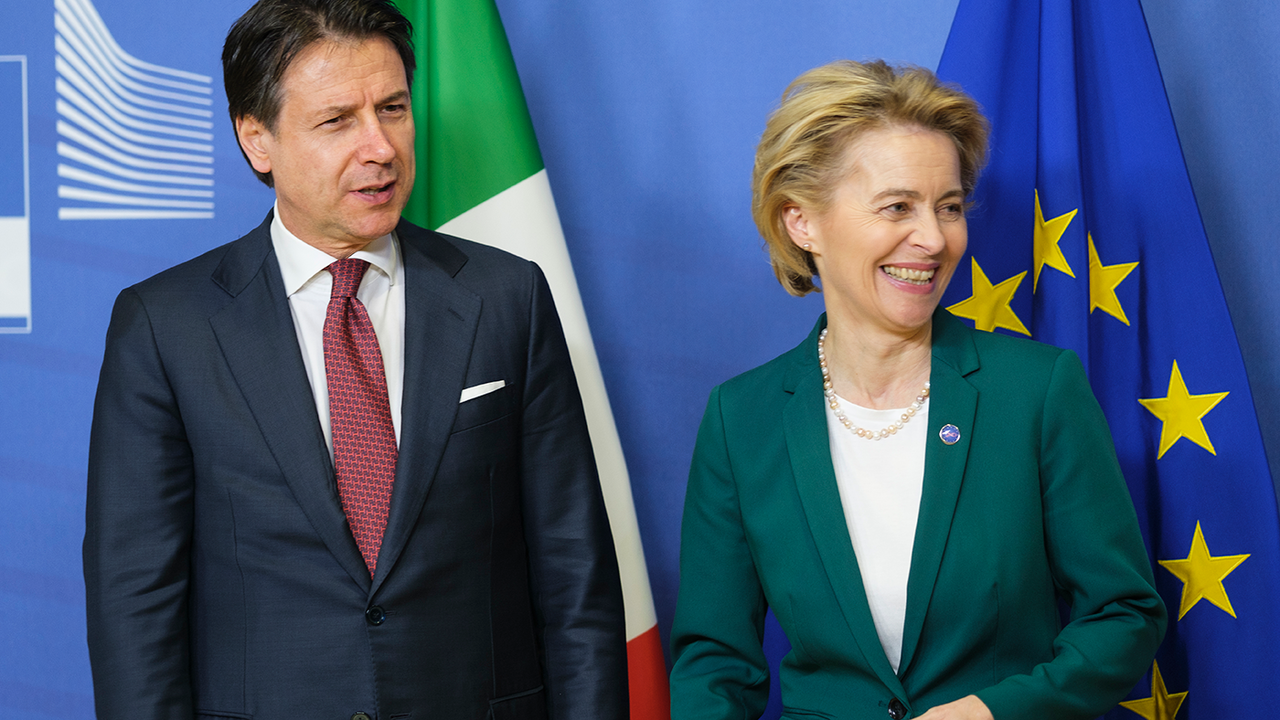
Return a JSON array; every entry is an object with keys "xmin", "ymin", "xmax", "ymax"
[
  {"xmin": 783, "ymin": 204, "xmax": 820, "ymax": 254},
  {"xmin": 235, "ymin": 116, "xmax": 273, "ymax": 176}
]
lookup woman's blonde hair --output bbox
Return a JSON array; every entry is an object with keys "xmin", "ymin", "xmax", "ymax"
[{"xmin": 752, "ymin": 60, "xmax": 989, "ymax": 296}]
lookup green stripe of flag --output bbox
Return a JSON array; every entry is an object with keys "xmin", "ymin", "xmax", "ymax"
[{"xmin": 401, "ymin": 0, "xmax": 545, "ymax": 229}]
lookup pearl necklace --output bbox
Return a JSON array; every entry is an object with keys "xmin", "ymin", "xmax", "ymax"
[{"xmin": 818, "ymin": 327, "xmax": 930, "ymax": 440}]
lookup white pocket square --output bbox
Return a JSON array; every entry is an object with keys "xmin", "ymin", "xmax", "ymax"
[{"xmin": 459, "ymin": 380, "xmax": 505, "ymax": 403}]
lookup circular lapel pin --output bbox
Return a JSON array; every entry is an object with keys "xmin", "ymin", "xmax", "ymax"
[{"xmin": 939, "ymin": 424, "xmax": 961, "ymax": 445}]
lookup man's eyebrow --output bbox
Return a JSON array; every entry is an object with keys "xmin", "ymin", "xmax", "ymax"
[
  {"xmin": 312, "ymin": 91, "xmax": 410, "ymax": 120},
  {"xmin": 379, "ymin": 90, "xmax": 409, "ymax": 105},
  {"xmin": 314, "ymin": 103, "xmax": 356, "ymax": 120}
]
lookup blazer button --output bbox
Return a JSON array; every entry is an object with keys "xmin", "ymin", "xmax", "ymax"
[
  {"xmin": 365, "ymin": 605, "xmax": 386, "ymax": 626},
  {"xmin": 888, "ymin": 698, "xmax": 908, "ymax": 719},
  {"xmin": 352, "ymin": 713, "xmax": 371, "ymax": 720}
]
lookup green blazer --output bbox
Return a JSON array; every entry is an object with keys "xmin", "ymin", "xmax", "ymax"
[{"xmin": 670, "ymin": 309, "xmax": 1165, "ymax": 720}]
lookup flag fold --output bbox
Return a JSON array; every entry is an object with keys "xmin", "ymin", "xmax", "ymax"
[
  {"xmin": 400, "ymin": 1, "xmax": 670, "ymax": 718},
  {"xmin": 938, "ymin": 1, "xmax": 1280, "ymax": 716}
]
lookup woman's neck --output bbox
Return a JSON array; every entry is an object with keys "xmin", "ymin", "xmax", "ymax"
[{"xmin": 821, "ymin": 320, "xmax": 932, "ymax": 410}]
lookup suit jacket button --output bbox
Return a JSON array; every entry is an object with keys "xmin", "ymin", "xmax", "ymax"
[
  {"xmin": 888, "ymin": 698, "xmax": 908, "ymax": 719},
  {"xmin": 352, "ymin": 713, "xmax": 371, "ymax": 720},
  {"xmin": 365, "ymin": 605, "xmax": 386, "ymax": 626}
]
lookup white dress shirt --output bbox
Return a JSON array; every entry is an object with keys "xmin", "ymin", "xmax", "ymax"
[
  {"xmin": 826, "ymin": 395, "xmax": 929, "ymax": 674},
  {"xmin": 269, "ymin": 207, "xmax": 406, "ymax": 456}
]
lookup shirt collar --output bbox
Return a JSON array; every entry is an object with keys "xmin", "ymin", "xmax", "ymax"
[{"xmin": 269, "ymin": 202, "xmax": 400, "ymax": 296}]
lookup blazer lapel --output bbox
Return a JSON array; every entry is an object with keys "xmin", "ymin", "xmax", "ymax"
[
  {"xmin": 207, "ymin": 215, "xmax": 371, "ymax": 591},
  {"xmin": 897, "ymin": 310, "xmax": 980, "ymax": 675},
  {"xmin": 370, "ymin": 223, "xmax": 482, "ymax": 593},
  {"xmin": 784, "ymin": 317, "xmax": 907, "ymax": 696}
]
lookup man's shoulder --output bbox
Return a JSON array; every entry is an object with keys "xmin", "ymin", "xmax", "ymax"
[
  {"xmin": 129, "ymin": 214, "xmax": 272, "ymax": 298},
  {"xmin": 398, "ymin": 220, "xmax": 530, "ymax": 267},
  {"xmin": 396, "ymin": 219, "xmax": 541, "ymax": 291}
]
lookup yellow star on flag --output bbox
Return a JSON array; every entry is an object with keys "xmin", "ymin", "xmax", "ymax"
[
  {"xmin": 1088, "ymin": 234, "xmax": 1139, "ymax": 325},
  {"xmin": 1138, "ymin": 360, "xmax": 1229, "ymax": 458},
  {"xmin": 946, "ymin": 258, "xmax": 1030, "ymax": 335},
  {"xmin": 1033, "ymin": 189, "xmax": 1078, "ymax": 291},
  {"xmin": 1159, "ymin": 520, "xmax": 1250, "ymax": 620},
  {"xmin": 1119, "ymin": 661, "xmax": 1188, "ymax": 720}
]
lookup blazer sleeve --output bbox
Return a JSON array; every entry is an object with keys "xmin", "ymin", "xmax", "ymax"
[
  {"xmin": 975, "ymin": 350, "xmax": 1167, "ymax": 720},
  {"xmin": 669, "ymin": 385, "xmax": 772, "ymax": 719},
  {"xmin": 83, "ymin": 287, "xmax": 196, "ymax": 720},
  {"xmin": 517, "ymin": 265, "xmax": 629, "ymax": 720}
]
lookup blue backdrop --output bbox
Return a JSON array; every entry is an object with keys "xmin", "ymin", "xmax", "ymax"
[{"xmin": 3, "ymin": 0, "xmax": 1278, "ymax": 715}]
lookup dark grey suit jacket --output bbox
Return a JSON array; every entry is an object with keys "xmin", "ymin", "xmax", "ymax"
[{"xmin": 84, "ymin": 214, "xmax": 627, "ymax": 720}]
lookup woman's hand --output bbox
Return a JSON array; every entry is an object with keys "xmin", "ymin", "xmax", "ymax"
[{"xmin": 914, "ymin": 695, "xmax": 994, "ymax": 720}]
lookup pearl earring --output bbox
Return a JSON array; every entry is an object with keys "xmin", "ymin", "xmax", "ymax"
[{"xmin": 803, "ymin": 243, "xmax": 812, "ymax": 251}]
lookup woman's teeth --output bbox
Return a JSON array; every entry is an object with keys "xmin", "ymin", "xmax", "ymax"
[{"xmin": 882, "ymin": 266, "xmax": 935, "ymax": 285}]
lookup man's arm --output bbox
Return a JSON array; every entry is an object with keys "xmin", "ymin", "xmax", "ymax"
[
  {"xmin": 516, "ymin": 265, "xmax": 629, "ymax": 720},
  {"xmin": 84, "ymin": 287, "xmax": 196, "ymax": 719}
]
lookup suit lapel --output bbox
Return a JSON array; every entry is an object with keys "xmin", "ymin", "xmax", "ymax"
[
  {"xmin": 897, "ymin": 310, "xmax": 980, "ymax": 675},
  {"xmin": 207, "ymin": 215, "xmax": 371, "ymax": 591},
  {"xmin": 370, "ymin": 222, "xmax": 482, "ymax": 594},
  {"xmin": 784, "ymin": 317, "xmax": 907, "ymax": 696}
]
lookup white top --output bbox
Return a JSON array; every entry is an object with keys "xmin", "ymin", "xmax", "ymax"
[
  {"xmin": 270, "ymin": 206, "xmax": 406, "ymax": 456},
  {"xmin": 825, "ymin": 394, "xmax": 929, "ymax": 673}
]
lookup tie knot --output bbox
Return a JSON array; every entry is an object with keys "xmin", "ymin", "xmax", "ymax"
[{"xmin": 329, "ymin": 258, "xmax": 370, "ymax": 299}]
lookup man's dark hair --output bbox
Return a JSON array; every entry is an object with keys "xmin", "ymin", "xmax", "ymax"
[{"xmin": 222, "ymin": 0, "xmax": 415, "ymax": 187}]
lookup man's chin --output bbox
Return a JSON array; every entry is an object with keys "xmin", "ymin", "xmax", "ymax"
[{"xmin": 353, "ymin": 210, "xmax": 404, "ymax": 242}]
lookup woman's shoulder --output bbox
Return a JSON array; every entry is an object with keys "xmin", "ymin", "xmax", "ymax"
[
  {"xmin": 712, "ymin": 319, "xmax": 822, "ymax": 403},
  {"xmin": 935, "ymin": 308, "xmax": 1073, "ymax": 366},
  {"xmin": 715, "ymin": 345, "xmax": 805, "ymax": 399},
  {"xmin": 974, "ymin": 326, "xmax": 1070, "ymax": 363},
  {"xmin": 933, "ymin": 310, "xmax": 1088, "ymax": 400}
]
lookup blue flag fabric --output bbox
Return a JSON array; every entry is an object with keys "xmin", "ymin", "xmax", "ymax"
[{"xmin": 936, "ymin": 0, "xmax": 1280, "ymax": 717}]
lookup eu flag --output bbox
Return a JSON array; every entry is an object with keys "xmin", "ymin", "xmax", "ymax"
[{"xmin": 937, "ymin": 0, "xmax": 1280, "ymax": 717}]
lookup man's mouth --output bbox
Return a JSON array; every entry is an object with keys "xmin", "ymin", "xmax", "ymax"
[
  {"xmin": 882, "ymin": 265, "xmax": 936, "ymax": 285},
  {"xmin": 358, "ymin": 182, "xmax": 394, "ymax": 196}
]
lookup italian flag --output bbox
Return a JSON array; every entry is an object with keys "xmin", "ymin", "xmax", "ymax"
[{"xmin": 400, "ymin": 1, "xmax": 670, "ymax": 717}]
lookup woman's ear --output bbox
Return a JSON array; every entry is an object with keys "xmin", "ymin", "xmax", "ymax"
[{"xmin": 784, "ymin": 204, "xmax": 818, "ymax": 254}]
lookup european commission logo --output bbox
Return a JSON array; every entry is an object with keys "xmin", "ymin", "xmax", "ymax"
[
  {"xmin": 0, "ymin": 56, "xmax": 30, "ymax": 333},
  {"xmin": 54, "ymin": 0, "xmax": 215, "ymax": 221}
]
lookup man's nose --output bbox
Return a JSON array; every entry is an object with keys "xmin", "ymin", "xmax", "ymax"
[{"xmin": 359, "ymin": 119, "xmax": 397, "ymax": 164}]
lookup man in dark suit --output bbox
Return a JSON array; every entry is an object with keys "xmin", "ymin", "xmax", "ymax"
[{"xmin": 83, "ymin": 1, "xmax": 627, "ymax": 718}]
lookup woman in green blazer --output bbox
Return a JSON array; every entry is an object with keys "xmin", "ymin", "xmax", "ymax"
[{"xmin": 669, "ymin": 61, "xmax": 1165, "ymax": 720}]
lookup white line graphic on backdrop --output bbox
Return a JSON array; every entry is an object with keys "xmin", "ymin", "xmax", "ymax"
[
  {"xmin": 55, "ymin": 0, "xmax": 215, "ymax": 220},
  {"xmin": 0, "ymin": 56, "xmax": 31, "ymax": 333}
]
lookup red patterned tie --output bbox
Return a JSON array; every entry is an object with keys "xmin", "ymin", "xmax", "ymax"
[{"xmin": 324, "ymin": 258, "xmax": 397, "ymax": 575}]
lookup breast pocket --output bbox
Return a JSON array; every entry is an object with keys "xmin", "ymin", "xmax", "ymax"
[
  {"xmin": 453, "ymin": 381, "xmax": 517, "ymax": 433},
  {"xmin": 488, "ymin": 686, "xmax": 547, "ymax": 720}
]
